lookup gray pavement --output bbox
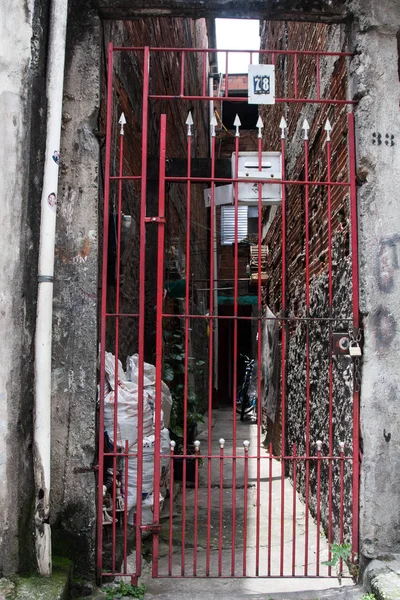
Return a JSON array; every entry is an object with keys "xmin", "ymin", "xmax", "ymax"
[{"xmin": 129, "ymin": 408, "xmax": 364, "ymax": 599}]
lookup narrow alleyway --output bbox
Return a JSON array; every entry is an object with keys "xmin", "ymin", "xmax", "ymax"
[{"xmin": 129, "ymin": 408, "xmax": 361, "ymax": 599}]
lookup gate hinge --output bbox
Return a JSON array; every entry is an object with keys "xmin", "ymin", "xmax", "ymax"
[
  {"xmin": 140, "ymin": 524, "xmax": 162, "ymax": 534},
  {"xmin": 144, "ymin": 217, "xmax": 166, "ymax": 223}
]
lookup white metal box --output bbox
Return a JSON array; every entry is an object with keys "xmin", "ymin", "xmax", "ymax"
[{"xmin": 231, "ymin": 151, "xmax": 282, "ymax": 204}]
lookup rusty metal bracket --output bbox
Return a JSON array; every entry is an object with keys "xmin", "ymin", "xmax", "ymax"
[{"xmin": 140, "ymin": 524, "xmax": 162, "ymax": 534}]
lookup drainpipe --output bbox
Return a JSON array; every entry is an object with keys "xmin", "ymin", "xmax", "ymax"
[{"xmin": 33, "ymin": 0, "xmax": 68, "ymax": 577}]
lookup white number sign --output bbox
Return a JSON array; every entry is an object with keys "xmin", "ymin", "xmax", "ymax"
[{"xmin": 248, "ymin": 64, "xmax": 275, "ymax": 105}]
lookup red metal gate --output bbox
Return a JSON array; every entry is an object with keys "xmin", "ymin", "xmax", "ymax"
[{"xmin": 97, "ymin": 42, "xmax": 360, "ymax": 582}]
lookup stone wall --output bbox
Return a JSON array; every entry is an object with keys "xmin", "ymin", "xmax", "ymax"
[
  {"xmin": 286, "ymin": 234, "xmax": 353, "ymax": 543},
  {"xmin": 258, "ymin": 19, "xmax": 354, "ymax": 542}
]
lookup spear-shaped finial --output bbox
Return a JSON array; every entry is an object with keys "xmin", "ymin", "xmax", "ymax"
[
  {"xmin": 279, "ymin": 116, "xmax": 287, "ymax": 139},
  {"xmin": 256, "ymin": 115, "xmax": 264, "ymax": 139},
  {"xmin": 118, "ymin": 112, "xmax": 126, "ymax": 135},
  {"xmin": 210, "ymin": 113, "xmax": 218, "ymax": 137},
  {"xmin": 234, "ymin": 114, "xmax": 241, "ymax": 138},
  {"xmin": 302, "ymin": 118, "xmax": 310, "ymax": 140},
  {"xmin": 186, "ymin": 111, "xmax": 194, "ymax": 137},
  {"xmin": 324, "ymin": 118, "xmax": 332, "ymax": 142}
]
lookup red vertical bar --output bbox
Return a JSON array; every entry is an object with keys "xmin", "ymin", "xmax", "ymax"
[
  {"xmin": 348, "ymin": 112, "xmax": 360, "ymax": 558},
  {"xmin": 136, "ymin": 46, "xmax": 150, "ymax": 577},
  {"xmin": 180, "ymin": 119, "xmax": 192, "ymax": 577},
  {"xmin": 292, "ymin": 444, "xmax": 297, "ymax": 577},
  {"xmin": 348, "ymin": 115, "xmax": 360, "ymax": 327},
  {"xmin": 112, "ymin": 123, "xmax": 125, "ymax": 573},
  {"xmin": 206, "ymin": 133, "xmax": 216, "ymax": 577},
  {"xmin": 280, "ymin": 124, "xmax": 287, "ymax": 578},
  {"xmin": 225, "ymin": 52, "xmax": 229, "ymax": 97},
  {"xmin": 326, "ymin": 127, "xmax": 333, "ymax": 576},
  {"xmin": 193, "ymin": 441, "xmax": 200, "ymax": 575},
  {"xmin": 294, "ymin": 54, "xmax": 298, "ymax": 99},
  {"xmin": 316, "ymin": 55, "xmax": 321, "ymax": 100},
  {"xmin": 255, "ymin": 131, "xmax": 263, "ymax": 577},
  {"xmin": 180, "ymin": 50, "xmax": 185, "ymax": 97},
  {"xmin": 123, "ymin": 440, "xmax": 129, "ymax": 574},
  {"xmin": 218, "ymin": 439, "xmax": 225, "ymax": 576},
  {"xmin": 304, "ymin": 133, "xmax": 310, "ymax": 577},
  {"xmin": 168, "ymin": 440, "xmax": 176, "ymax": 576},
  {"xmin": 243, "ymin": 441, "xmax": 250, "ymax": 576},
  {"xmin": 339, "ymin": 442, "xmax": 345, "ymax": 575},
  {"xmin": 152, "ymin": 114, "xmax": 167, "ymax": 578},
  {"xmin": 268, "ymin": 443, "xmax": 273, "ymax": 576},
  {"xmin": 202, "ymin": 52, "xmax": 207, "ymax": 97},
  {"xmin": 231, "ymin": 134, "xmax": 240, "ymax": 576},
  {"xmin": 316, "ymin": 441, "xmax": 322, "ymax": 576},
  {"xmin": 97, "ymin": 41, "xmax": 114, "ymax": 577}
]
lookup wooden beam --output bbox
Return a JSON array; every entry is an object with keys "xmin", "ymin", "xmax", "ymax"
[{"xmin": 97, "ymin": 0, "xmax": 348, "ymax": 23}]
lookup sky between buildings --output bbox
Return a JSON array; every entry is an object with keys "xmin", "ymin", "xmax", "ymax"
[{"xmin": 215, "ymin": 19, "xmax": 260, "ymax": 73}]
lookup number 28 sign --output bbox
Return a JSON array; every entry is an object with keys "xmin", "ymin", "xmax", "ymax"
[{"xmin": 248, "ymin": 64, "xmax": 275, "ymax": 105}]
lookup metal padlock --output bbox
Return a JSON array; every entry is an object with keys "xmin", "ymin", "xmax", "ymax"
[{"xmin": 349, "ymin": 341, "xmax": 362, "ymax": 357}]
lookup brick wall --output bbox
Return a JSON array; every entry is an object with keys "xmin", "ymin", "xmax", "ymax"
[{"xmin": 100, "ymin": 19, "xmax": 210, "ymax": 371}]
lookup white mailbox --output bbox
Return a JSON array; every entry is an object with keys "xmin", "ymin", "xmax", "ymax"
[{"xmin": 232, "ymin": 151, "xmax": 282, "ymax": 205}]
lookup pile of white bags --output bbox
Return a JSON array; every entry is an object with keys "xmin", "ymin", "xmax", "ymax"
[{"xmin": 102, "ymin": 352, "xmax": 172, "ymax": 525}]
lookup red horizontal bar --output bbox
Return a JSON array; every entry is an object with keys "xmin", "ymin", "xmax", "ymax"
[
  {"xmin": 148, "ymin": 95, "xmax": 355, "ymax": 105},
  {"xmin": 102, "ymin": 453, "xmax": 352, "ymax": 462},
  {"xmin": 106, "ymin": 313, "xmax": 139, "ymax": 317},
  {"xmin": 110, "ymin": 175, "xmax": 141, "ymax": 180},
  {"xmin": 113, "ymin": 46, "xmax": 354, "ymax": 57},
  {"xmin": 161, "ymin": 313, "xmax": 353, "ymax": 322},
  {"xmin": 164, "ymin": 176, "xmax": 350, "ymax": 186},
  {"xmin": 140, "ymin": 575, "xmax": 351, "ymax": 580},
  {"xmin": 103, "ymin": 452, "xmax": 352, "ymax": 460}
]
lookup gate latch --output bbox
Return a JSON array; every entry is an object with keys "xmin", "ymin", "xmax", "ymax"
[{"xmin": 140, "ymin": 524, "xmax": 162, "ymax": 534}]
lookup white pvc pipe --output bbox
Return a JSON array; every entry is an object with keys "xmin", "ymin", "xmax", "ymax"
[{"xmin": 34, "ymin": 0, "xmax": 68, "ymax": 577}]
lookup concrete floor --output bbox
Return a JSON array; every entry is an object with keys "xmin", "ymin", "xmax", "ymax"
[{"xmin": 127, "ymin": 408, "xmax": 363, "ymax": 599}]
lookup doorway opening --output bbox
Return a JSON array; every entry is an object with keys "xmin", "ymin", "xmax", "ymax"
[{"xmin": 96, "ymin": 15, "xmax": 359, "ymax": 586}]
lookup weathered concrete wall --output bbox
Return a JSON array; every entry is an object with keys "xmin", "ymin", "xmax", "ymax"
[
  {"xmin": 0, "ymin": 0, "xmax": 49, "ymax": 576},
  {"xmin": 347, "ymin": 0, "xmax": 400, "ymax": 561},
  {"xmin": 50, "ymin": 0, "xmax": 100, "ymax": 577}
]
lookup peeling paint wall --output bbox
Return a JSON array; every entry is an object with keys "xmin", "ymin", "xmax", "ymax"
[{"xmin": 0, "ymin": 0, "xmax": 49, "ymax": 575}]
